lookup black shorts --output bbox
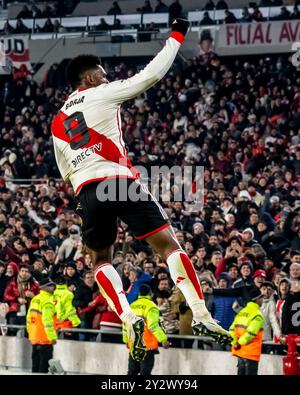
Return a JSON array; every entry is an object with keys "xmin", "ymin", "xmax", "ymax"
[{"xmin": 76, "ymin": 178, "xmax": 170, "ymax": 250}]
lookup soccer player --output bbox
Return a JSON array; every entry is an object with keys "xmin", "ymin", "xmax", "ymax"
[{"xmin": 51, "ymin": 19, "xmax": 231, "ymax": 361}]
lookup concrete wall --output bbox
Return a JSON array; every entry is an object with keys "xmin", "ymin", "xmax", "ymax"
[{"xmin": 0, "ymin": 337, "xmax": 283, "ymax": 375}]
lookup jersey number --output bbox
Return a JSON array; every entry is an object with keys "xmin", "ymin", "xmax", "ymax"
[{"xmin": 63, "ymin": 111, "xmax": 90, "ymax": 150}]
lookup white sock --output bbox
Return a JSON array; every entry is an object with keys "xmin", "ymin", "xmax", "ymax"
[
  {"xmin": 167, "ymin": 249, "xmax": 210, "ymax": 320},
  {"xmin": 94, "ymin": 263, "xmax": 136, "ymax": 325}
]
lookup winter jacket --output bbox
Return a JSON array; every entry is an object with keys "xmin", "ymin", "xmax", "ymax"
[
  {"xmin": 4, "ymin": 277, "xmax": 40, "ymax": 313},
  {"xmin": 260, "ymin": 297, "xmax": 281, "ymax": 341},
  {"xmin": 126, "ymin": 272, "xmax": 152, "ymax": 304},
  {"xmin": 213, "ymin": 295, "xmax": 236, "ymax": 330},
  {"xmin": 73, "ymin": 283, "xmax": 96, "ymax": 327}
]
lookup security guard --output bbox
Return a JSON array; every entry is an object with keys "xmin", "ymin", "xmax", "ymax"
[
  {"xmin": 26, "ymin": 278, "xmax": 57, "ymax": 373},
  {"xmin": 230, "ymin": 287, "xmax": 264, "ymax": 375},
  {"xmin": 53, "ymin": 276, "xmax": 81, "ymax": 339},
  {"xmin": 123, "ymin": 284, "xmax": 170, "ymax": 375}
]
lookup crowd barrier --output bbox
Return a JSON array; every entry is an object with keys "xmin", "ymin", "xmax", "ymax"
[
  {"xmin": 0, "ymin": 325, "xmax": 285, "ymax": 374},
  {"xmin": 0, "ymin": 335, "xmax": 284, "ymax": 375}
]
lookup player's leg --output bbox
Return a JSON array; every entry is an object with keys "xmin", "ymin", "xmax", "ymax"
[
  {"xmin": 145, "ymin": 226, "xmax": 232, "ymax": 345},
  {"xmin": 118, "ymin": 180, "xmax": 231, "ymax": 345},
  {"xmin": 77, "ymin": 182, "xmax": 146, "ymax": 361}
]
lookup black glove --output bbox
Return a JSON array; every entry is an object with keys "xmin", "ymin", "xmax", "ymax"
[{"xmin": 171, "ymin": 18, "xmax": 190, "ymax": 36}]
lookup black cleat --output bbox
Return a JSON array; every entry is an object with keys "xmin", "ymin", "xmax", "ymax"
[{"xmin": 129, "ymin": 318, "xmax": 147, "ymax": 362}]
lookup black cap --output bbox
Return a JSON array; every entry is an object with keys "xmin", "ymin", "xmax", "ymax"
[
  {"xmin": 139, "ymin": 283, "xmax": 152, "ymax": 296},
  {"xmin": 65, "ymin": 261, "xmax": 76, "ymax": 269},
  {"xmin": 39, "ymin": 277, "xmax": 55, "ymax": 288}
]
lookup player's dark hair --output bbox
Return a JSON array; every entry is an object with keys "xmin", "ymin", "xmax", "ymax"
[{"xmin": 66, "ymin": 54, "xmax": 100, "ymax": 89}]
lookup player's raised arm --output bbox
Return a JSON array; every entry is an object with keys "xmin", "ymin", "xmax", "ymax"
[{"xmin": 101, "ymin": 19, "xmax": 190, "ymax": 104}]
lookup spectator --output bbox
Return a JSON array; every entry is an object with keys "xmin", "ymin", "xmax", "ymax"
[
  {"xmin": 224, "ymin": 10, "xmax": 237, "ymax": 24},
  {"xmin": 154, "ymin": 0, "xmax": 169, "ymax": 13},
  {"xmin": 15, "ymin": 18, "xmax": 30, "ymax": 34},
  {"xmin": 17, "ymin": 5, "xmax": 32, "ymax": 19},
  {"xmin": 40, "ymin": 4, "xmax": 53, "ymax": 18},
  {"xmin": 200, "ymin": 11, "xmax": 215, "ymax": 26},
  {"xmin": 2, "ymin": 20, "xmax": 14, "ymax": 35},
  {"xmin": 137, "ymin": 1, "xmax": 153, "ymax": 13},
  {"xmin": 260, "ymin": 281, "xmax": 282, "ymax": 344},
  {"xmin": 156, "ymin": 290, "xmax": 180, "ymax": 334},
  {"xmin": 272, "ymin": 6, "xmax": 291, "ymax": 21},
  {"xmin": 239, "ymin": 8, "xmax": 252, "ymax": 23},
  {"xmin": 53, "ymin": 20, "xmax": 65, "ymax": 33},
  {"xmin": 58, "ymin": 225, "xmax": 81, "ymax": 262},
  {"xmin": 251, "ymin": 6, "xmax": 265, "ymax": 22},
  {"xmin": 203, "ymin": 0, "xmax": 215, "ymax": 11},
  {"xmin": 107, "ymin": 1, "xmax": 122, "ymax": 15},
  {"xmin": 289, "ymin": 262, "xmax": 300, "ymax": 285},
  {"xmin": 95, "ymin": 18, "xmax": 111, "ymax": 31},
  {"xmin": 200, "ymin": 277, "xmax": 214, "ymax": 314},
  {"xmin": 4, "ymin": 263, "xmax": 39, "ymax": 328},
  {"xmin": 216, "ymin": 0, "xmax": 228, "ymax": 9},
  {"xmin": 73, "ymin": 271, "xmax": 97, "ymax": 340},
  {"xmin": 291, "ymin": 5, "xmax": 300, "ymax": 19},
  {"xmin": 41, "ymin": 18, "xmax": 54, "ymax": 33},
  {"xmin": 30, "ymin": 258, "xmax": 47, "ymax": 282},
  {"xmin": 63, "ymin": 261, "xmax": 82, "ymax": 287},
  {"xmin": 213, "ymin": 272, "xmax": 236, "ymax": 330},
  {"xmin": 170, "ymin": 287, "xmax": 193, "ymax": 335},
  {"xmin": 275, "ymin": 277, "xmax": 292, "ymax": 341},
  {"xmin": 31, "ymin": 5, "xmax": 42, "ymax": 19},
  {"xmin": 126, "ymin": 267, "xmax": 152, "ymax": 304}
]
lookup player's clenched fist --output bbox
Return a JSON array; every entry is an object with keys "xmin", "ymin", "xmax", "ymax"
[{"xmin": 171, "ymin": 18, "xmax": 190, "ymax": 36}]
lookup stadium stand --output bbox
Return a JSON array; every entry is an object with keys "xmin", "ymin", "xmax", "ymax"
[{"xmin": 0, "ymin": 0, "xmax": 299, "ymax": 363}]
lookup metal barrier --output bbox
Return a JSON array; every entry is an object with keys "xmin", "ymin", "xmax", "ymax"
[{"xmin": 0, "ymin": 324, "xmax": 287, "ymax": 354}]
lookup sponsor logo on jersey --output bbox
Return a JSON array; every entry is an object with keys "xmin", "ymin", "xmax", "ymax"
[
  {"xmin": 71, "ymin": 143, "xmax": 102, "ymax": 168},
  {"xmin": 65, "ymin": 96, "xmax": 85, "ymax": 110}
]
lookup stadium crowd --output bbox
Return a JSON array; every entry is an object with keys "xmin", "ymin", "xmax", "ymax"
[{"xmin": 0, "ymin": 42, "xmax": 300, "ymax": 344}]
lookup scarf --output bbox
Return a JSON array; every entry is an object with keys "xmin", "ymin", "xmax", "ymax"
[{"xmin": 17, "ymin": 275, "xmax": 29, "ymax": 297}]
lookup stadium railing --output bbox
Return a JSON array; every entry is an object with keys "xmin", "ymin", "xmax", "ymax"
[
  {"xmin": 0, "ymin": 5, "xmax": 296, "ymax": 39},
  {"xmin": 0, "ymin": 324, "xmax": 287, "ymax": 354}
]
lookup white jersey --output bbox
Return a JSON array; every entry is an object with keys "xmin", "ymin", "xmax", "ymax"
[{"xmin": 51, "ymin": 33, "xmax": 184, "ymax": 195}]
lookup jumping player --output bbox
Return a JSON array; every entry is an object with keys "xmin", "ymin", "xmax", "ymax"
[{"xmin": 51, "ymin": 19, "xmax": 232, "ymax": 361}]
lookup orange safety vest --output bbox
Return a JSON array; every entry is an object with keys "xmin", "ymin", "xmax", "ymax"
[
  {"xmin": 53, "ymin": 315, "xmax": 73, "ymax": 329},
  {"xmin": 26, "ymin": 291, "xmax": 57, "ymax": 345},
  {"xmin": 232, "ymin": 325, "xmax": 263, "ymax": 361},
  {"xmin": 230, "ymin": 301, "xmax": 264, "ymax": 362},
  {"xmin": 143, "ymin": 320, "xmax": 159, "ymax": 350}
]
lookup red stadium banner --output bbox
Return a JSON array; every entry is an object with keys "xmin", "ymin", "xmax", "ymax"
[
  {"xmin": 214, "ymin": 20, "xmax": 300, "ymax": 55},
  {"xmin": 0, "ymin": 36, "xmax": 31, "ymax": 75}
]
